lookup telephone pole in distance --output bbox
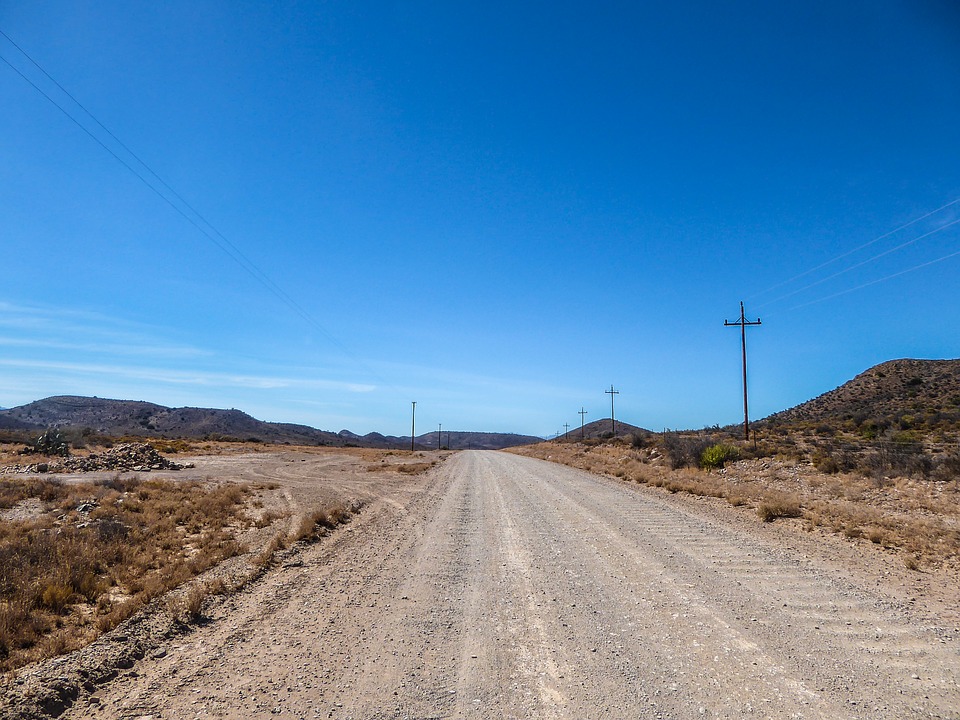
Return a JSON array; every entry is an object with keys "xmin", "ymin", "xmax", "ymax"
[
  {"xmin": 410, "ymin": 401, "xmax": 416, "ymax": 452},
  {"xmin": 724, "ymin": 301, "xmax": 762, "ymax": 441},
  {"xmin": 605, "ymin": 385, "xmax": 620, "ymax": 437},
  {"xmin": 578, "ymin": 407, "xmax": 588, "ymax": 440}
]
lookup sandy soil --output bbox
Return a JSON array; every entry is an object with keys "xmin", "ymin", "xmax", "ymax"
[{"xmin": 7, "ymin": 449, "xmax": 960, "ymax": 719}]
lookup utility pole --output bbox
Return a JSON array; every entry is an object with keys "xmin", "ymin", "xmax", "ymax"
[
  {"xmin": 563, "ymin": 422, "xmax": 570, "ymax": 439},
  {"xmin": 438, "ymin": 423, "xmax": 442, "ymax": 450},
  {"xmin": 724, "ymin": 301, "xmax": 762, "ymax": 441},
  {"xmin": 605, "ymin": 385, "xmax": 619, "ymax": 437},
  {"xmin": 578, "ymin": 407, "xmax": 588, "ymax": 440},
  {"xmin": 410, "ymin": 401, "xmax": 416, "ymax": 452}
]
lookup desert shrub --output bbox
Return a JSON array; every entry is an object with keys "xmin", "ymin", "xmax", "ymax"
[
  {"xmin": 813, "ymin": 454, "xmax": 840, "ymax": 474},
  {"xmin": 932, "ymin": 452, "xmax": 960, "ymax": 482},
  {"xmin": 699, "ymin": 443, "xmax": 739, "ymax": 470},
  {"xmin": 859, "ymin": 432, "xmax": 932, "ymax": 479},
  {"xmin": 168, "ymin": 585, "xmax": 208, "ymax": 624},
  {"xmin": 661, "ymin": 434, "xmax": 712, "ymax": 470},
  {"xmin": 757, "ymin": 493, "xmax": 802, "ymax": 522}
]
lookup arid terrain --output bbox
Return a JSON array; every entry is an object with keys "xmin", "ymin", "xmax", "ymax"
[{"xmin": 3, "ymin": 445, "xmax": 959, "ymax": 719}]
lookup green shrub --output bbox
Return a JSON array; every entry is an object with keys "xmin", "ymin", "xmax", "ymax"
[{"xmin": 699, "ymin": 443, "xmax": 739, "ymax": 469}]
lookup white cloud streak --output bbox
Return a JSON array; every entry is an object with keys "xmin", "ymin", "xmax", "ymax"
[{"xmin": 0, "ymin": 358, "xmax": 376, "ymax": 394}]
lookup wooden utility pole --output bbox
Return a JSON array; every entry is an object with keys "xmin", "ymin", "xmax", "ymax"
[
  {"xmin": 578, "ymin": 407, "xmax": 588, "ymax": 440},
  {"xmin": 605, "ymin": 385, "xmax": 619, "ymax": 437},
  {"xmin": 563, "ymin": 422, "xmax": 570, "ymax": 439},
  {"xmin": 410, "ymin": 401, "xmax": 416, "ymax": 451},
  {"xmin": 724, "ymin": 301, "xmax": 761, "ymax": 441},
  {"xmin": 438, "ymin": 423, "xmax": 442, "ymax": 450}
]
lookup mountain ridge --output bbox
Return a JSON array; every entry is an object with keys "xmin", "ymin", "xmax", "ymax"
[{"xmin": 0, "ymin": 396, "xmax": 542, "ymax": 450}]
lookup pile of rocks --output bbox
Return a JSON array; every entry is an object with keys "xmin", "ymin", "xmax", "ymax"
[
  {"xmin": 2, "ymin": 443, "xmax": 190, "ymax": 474},
  {"xmin": 64, "ymin": 443, "xmax": 189, "ymax": 472}
]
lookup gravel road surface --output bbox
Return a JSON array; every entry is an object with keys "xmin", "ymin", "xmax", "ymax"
[{"xmin": 70, "ymin": 450, "xmax": 960, "ymax": 719}]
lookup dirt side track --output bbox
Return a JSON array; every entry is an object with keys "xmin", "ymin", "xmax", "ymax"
[{"xmin": 12, "ymin": 450, "xmax": 960, "ymax": 719}]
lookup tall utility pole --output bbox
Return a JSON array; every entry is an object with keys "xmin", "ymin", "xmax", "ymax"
[
  {"xmin": 605, "ymin": 385, "xmax": 620, "ymax": 437},
  {"xmin": 563, "ymin": 422, "xmax": 570, "ymax": 439},
  {"xmin": 578, "ymin": 407, "xmax": 588, "ymax": 440},
  {"xmin": 724, "ymin": 301, "xmax": 762, "ymax": 441},
  {"xmin": 410, "ymin": 401, "xmax": 416, "ymax": 452},
  {"xmin": 438, "ymin": 423, "xmax": 442, "ymax": 450}
]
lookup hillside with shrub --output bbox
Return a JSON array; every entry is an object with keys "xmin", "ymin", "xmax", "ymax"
[
  {"xmin": 759, "ymin": 358, "xmax": 960, "ymax": 438},
  {"xmin": 513, "ymin": 358, "xmax": 960, "ymax": 571}
]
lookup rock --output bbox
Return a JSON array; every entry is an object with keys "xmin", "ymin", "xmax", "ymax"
[{"xmin": 1, "ymin": 443, "xmax": 186, "ymax": 474}]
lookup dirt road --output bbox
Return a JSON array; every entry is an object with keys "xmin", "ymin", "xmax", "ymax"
[{"xmin": 67, "ymin": 450, "xmax": 959, "ymax": 719}]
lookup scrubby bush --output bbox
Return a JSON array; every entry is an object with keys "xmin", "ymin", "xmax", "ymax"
[
  {"xmin": 757, "ymin": 493, "xmax": 803, "ymax": 522},
  {"xmin": 661, "ymin": 433, "xmax": 712, "ymax": 470},
  {"xmin": 699, "ymin": 443, "xmax": 739, "ymax": 469}
]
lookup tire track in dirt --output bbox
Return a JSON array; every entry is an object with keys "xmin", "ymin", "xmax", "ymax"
[{"xmin": 56, "ymin": 450, "xmax": 960, "ymax": 720}]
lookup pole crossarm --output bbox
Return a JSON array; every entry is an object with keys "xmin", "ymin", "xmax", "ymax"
[
  {"xmin": 724, "ymin": 301, "xmax": 761, "ymax": 441},
  {"xmin": 578, "ymin": 407, "xmax": 588, "ymax": 440}
]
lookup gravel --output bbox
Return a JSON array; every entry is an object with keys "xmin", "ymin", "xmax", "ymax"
[{"xmin": 4, "ymin": 449, "xmax": 959, "ymax": 719}]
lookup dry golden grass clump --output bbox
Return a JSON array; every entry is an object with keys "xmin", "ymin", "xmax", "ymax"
[{"xmin": 0, "ymin": 475, "xmax": 252, "ymax": 671}]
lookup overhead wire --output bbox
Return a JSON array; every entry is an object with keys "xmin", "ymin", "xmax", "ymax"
[
  {"xmin": 786, "ymin": 246, "xmax": 960, "ymax": 312},
  {"xmin": 0, "ymin": 30, "xmax": 393, "ymax": 389},
  {"xmin": 757, "ymin": 215, "xmax": 960, "ymax": 309},
  {"xmin": 749, "ymin": 196, "xmax": 960, "ymax": 306}
]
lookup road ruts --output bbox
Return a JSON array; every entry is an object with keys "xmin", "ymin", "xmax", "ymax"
[{"xmin": 66, "ymin": 450, "xmax": 960, "ymax": 719}]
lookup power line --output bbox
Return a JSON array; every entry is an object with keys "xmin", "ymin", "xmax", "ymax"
[
  {"xmin": 0, "ymin": 30, "xmax": 388, "ymax": 386},
  {"xmin": 786, "ymin": 246, "xmax": 960, "ymax": 312},
  {"xmin": 758, "ymin": 216, "xmax": 960, "ymax": 309},
  {"xmin": 750, "ymin": 197, "xmax": 960, "ymax": 307}
]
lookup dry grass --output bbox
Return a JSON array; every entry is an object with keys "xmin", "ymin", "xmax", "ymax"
[
  {"xmin": 0, "ymin": 474, "xmax": 253, "ymax": 671},
  {"xmin": 395, "ymin": 462, "xmax": 436, "ymax": 475},
  {"xmin": 0, "ymin": 467, "xmax": 364, "ymax": 671},
  {"xmin": 292, "ymin": 502, "xmax": 360, "ymax": 543},
  {"xmin": 756, "ymin": 492, "xmax": 803, "ymax": 522}
]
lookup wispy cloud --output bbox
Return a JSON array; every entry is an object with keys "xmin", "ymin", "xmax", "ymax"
[
  {"xmin": 0, "ymin": 301, "xmax": 208, "ymax": 358},
  {"xmin": 0, "ymin": 335, "xmax": 210, "ymax": 359},
  {"xmin": 0, "ymin": 358, "xmax": 376, "ymax": 394}
]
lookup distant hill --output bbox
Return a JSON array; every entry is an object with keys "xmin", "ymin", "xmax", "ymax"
[
  {"xmin": 0, "ymin": 396, "xmax": 542, "ymax": 450},
  {"xmin": 759, "ymin": 359, "xmax": 960, "ymax": 432},
  {"xmin": 556, "ymin": 418, "xmax": 649, "ymax": 441}
]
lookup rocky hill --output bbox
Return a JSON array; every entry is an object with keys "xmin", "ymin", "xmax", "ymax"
[
  {"xmin": 760, "ymin": 358, "xmax": 960, "ymax": 433},
  {"xmin": 556, "ymin": 418, "xmax": 649, "ymax": 441},
  {"xmin": 0, "ymin": 396, "xmax": 542, "ymax": 450}
]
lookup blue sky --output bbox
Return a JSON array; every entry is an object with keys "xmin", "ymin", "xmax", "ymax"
[{"xmin": 2, "ymin": 1, "xmax": 959, "ymax": 437}]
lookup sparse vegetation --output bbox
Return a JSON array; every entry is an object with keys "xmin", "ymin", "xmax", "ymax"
[
  {"xmin": 23, "ymin": 428, "xmax": 70, "ymax": 457},
  {"xmin": 757, "ymin": 492, "xmax": 803, "ymax": 522},
  {"xmin": 510, "ymin": 421, "xmax": 960, "ymax": 571},
  {"xmin": 0, "ymin": 475, "xmax": 253, "ymax": 671},
  {"xmin": 700, "ymin": 443, "xmax": 740, "ymax": 469}
]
